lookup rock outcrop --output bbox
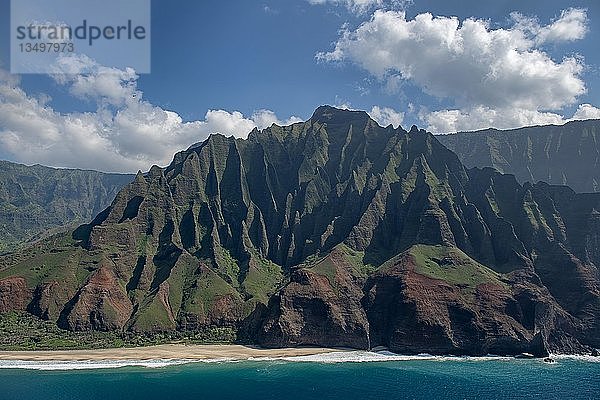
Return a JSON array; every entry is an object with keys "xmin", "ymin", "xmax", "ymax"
[
  {"xmin": 0, "ymin": 106, "xmax": 599, "ymax": 355},
  {"xmin": 0, "ymin": 277, "xmax": 30, "ymax": 313}
]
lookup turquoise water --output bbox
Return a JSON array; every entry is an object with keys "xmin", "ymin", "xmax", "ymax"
[{"xmin": 0, "ymin": 358, "xmax": 599, "ymax": 400}]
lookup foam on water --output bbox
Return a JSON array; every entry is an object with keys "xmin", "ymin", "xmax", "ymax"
[
  {"xmin": 551, "ymin": 354, "xmax": 600, "ymax": 363},
  {"xmin": 254, "ymin": 351, "xmax": 513, "ymax": 363},
  {"xmin": 0, "ymin": 358, "xmax": 233, "ymax": 370},
  {"xmin": 0, "ymin": 351, "xmax": 511, "ymax": 370},
  {"xmin": 1, "ymin": 350, "xmax": 597, "ymax": 370}
]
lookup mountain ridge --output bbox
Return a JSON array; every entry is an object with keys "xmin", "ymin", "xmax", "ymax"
[
  {"xmin": 437, "ymin": 119, "xmax": 600, "ymax": 193},
  {"xmin": 1, "ymin": 106, "xmax": 599, "ymax": 356},
  {"xmin": 0, "ymin": 160, "xmax": 134, "ymax": 252}
]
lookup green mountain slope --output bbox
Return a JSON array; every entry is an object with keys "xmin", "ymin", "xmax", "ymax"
[
  {"xmin": 0, "ymin": 161, "xmax": 134, "ymax": 252},
  {"xmin": 1, "ymin": 107, "xmax": 599, "ymax": 356},
  {"xmin": 437, "ymin": 119, "xmax": 600, "ymax": 193}
]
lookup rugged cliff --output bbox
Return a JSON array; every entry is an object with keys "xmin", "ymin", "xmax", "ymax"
[
  {"xmin": 1, "ymin": 106, "xmax": 599, "ymax": 356},
  {"xmin": 437, "ymin": 119, "xmax": 600, "ymax": 193},
  {"xmin": 0, "ymin": 161, "xmax": 134, "ymax": 252}
]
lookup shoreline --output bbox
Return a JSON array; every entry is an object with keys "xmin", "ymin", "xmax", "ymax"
[
  {"xmin": 0, "ymin": 345, "xmax": 598, "ymax": 370},
  {"xmin": 0, "ymin": 344, "xmax": 344, "ymax": 362}
]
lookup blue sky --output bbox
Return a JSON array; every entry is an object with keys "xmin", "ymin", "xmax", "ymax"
[{"xmin": 0, "ymin": 0, "xmax": 599, "ymax": 172}]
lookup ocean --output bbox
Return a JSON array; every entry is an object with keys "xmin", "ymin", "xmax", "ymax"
[{"xmin": 0, "ymin": 352, "xmax": 599, "ymax": 400}]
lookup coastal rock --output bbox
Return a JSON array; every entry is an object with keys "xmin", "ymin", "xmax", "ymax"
[
  {"xmin": 58, "ymin": 263, "xmax": 133, "ymax": 331},
  {"xmin": 28, "ymin": 280, "xmax": 78, "ymax": 321},
  {"xmin": 258, "ymin": 247, "xmax": 370, "ymax": 349}
]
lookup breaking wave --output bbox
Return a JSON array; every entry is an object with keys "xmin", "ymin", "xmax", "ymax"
[
  {"xmin": 252, "ymin": 351, "xmax": 513, "ymax": 363},
  {"xmin": 0, "ymin": 358, "xmax": 232, "ymax": 370},
  {"xmin": 1, "ymin": 350, "xmax": 597, "ymax": 370}
]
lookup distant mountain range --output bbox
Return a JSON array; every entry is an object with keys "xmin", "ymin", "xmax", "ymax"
[
  {"xmin": 0, "ymin": 107, "xmax": 599, "ymax": 356},
  {"xmin": 438, "ymin": 119, "xmax": 600, "ymax": 193},
  {"xmin": 0, "ymin": 161, "xmax": 133, "ymax": 252}
]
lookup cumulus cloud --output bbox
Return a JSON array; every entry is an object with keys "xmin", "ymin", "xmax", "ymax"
[
  {"xmin": 425, "ymin": 105, "xmax": 600, "ymax": 134},
  {"xmin": 572, "ymin": 104, "xmax": 600, "ymax": 120},
  {"xmin": 318, "ymin": 10, "xmax": 586, "ymax": 109},
  {"xmin": 52, "ymin": 56, "xmax": 139, "ymax": 107},
  {"xmin": 0, "ymin": 55, "xmax": 301, "ymax": 173},
  {"xmin": 424, "ymin": 107, "xmax": 565, "ymax": 133},
  {"xmin": 318, "ymin": 9, "xmax": 596, "ymax": 132},
  {"xmin": 330, "ymin": 101, "xmax": 404, "ymax": 128},
  {"xmin": 251, "ymin": 109, "xmax": 303, "ymax": 129},
  {"xmin": 512, "ymin": 8, "xmax": 588, "ymax": 45},
  {"xmin": 368, "ymin": 106, "xmax": 403, "ymax": 128}
]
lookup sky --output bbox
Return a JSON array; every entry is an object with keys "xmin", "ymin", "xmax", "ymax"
[{"xmin": 0, "ymin": 0, "xmax": 599, "ymax": 173}]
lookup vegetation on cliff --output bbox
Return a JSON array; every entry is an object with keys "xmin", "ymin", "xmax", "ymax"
[
  {"xmin": 0, "ymin": 161, "xmax": 133, "ymax": 252},
  {"xmin": 438, "ymin": 119, "xmax": 600, "ymax": 193},
  {"xmin": 1, "ymin": 107, "xmax": 599, "ymax": 356}
]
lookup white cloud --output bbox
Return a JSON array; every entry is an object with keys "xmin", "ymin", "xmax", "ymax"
[
  {"xmin": 0, "ymin": 56, "xmax": 301, "ymax": 173},
  {"xmin": 368, "ymin": 106, "xmax": 403, "ymax": 128},
  {"xmin": 425, "ymin": 104, "xmax": 600, "ymax": 134},
  {"xmin": 0, "ymin": 69, "xmax": 19, "ymax": 87},
  {"xmin": 307, "ymin": 0, "xmax": 411, "ymax": 14},
  {"xmin": 251, "ymin": 109, "xmax": 303, "ymax": 129},
  {"xmin": 424, "ymin": 107, "xmax": 565, "ymax": 133},
  {"xmin": 319, "ymin": 9, "xmax": 592, "ymax": 132},
  {"xmin": 512, "ymin": 8, "xmax": 588, "ymax": 45},
  {"xmin": 319, "ymin": 10, "xmax": 586, "ymax": 110},
  {"xmin": 572, "ymin": 104, "xmax": 600, "ymax": 120},
  {"xmin": 334, "ymin": 98, "xmax": 352, "ymax": 110},
  {"xmin": 328, "ymin": 101, "xmax": 404, "ymax": 128},
  {"xmin": 539, "ymin": 8, "xmax": 587, "ymax": 42}
]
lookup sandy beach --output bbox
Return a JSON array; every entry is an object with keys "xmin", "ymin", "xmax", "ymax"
[{"xmin": 0, "ymin": 344, "xmax": 344, "ymax": 362}]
